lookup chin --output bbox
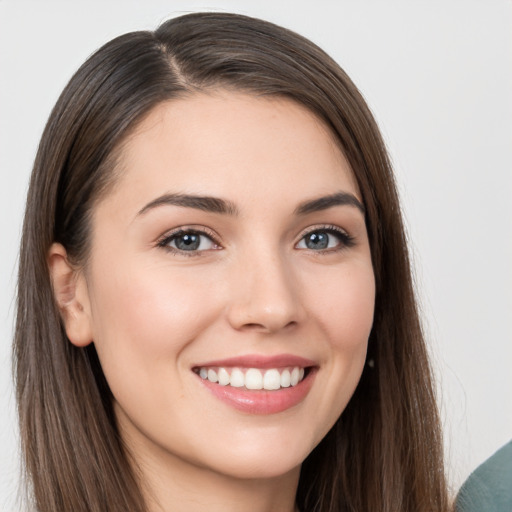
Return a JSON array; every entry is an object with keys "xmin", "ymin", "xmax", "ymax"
[
  {"xmin": 193, "ymin": 430, "xmax": 317, "ymax": 481},
  {"xmin": 208, "ymin": 454, "xmax": 304, "ymax": 481}
]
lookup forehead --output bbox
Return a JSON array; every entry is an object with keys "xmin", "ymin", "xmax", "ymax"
[{"xmin": 104, "ymin": 91, "xmax": 360, "ymax": 214}]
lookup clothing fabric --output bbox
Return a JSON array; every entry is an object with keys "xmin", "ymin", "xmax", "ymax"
[{"xmin": 455, "ymin": 440, "xmax": 512, "ymax": 512}]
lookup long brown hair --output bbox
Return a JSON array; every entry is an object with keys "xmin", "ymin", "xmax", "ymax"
[{"xmin": 14, "ymin": 12, "xmax": 450, "ymax": 512}]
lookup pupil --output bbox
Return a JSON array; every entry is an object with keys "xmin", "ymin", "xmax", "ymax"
[
  {"xmin": 176, "ymin": 233, "xmax": 200, "ymax": 251},
  {"xmin": 306, "ymin": 232, "xmax": 328, "ymax": 250}
]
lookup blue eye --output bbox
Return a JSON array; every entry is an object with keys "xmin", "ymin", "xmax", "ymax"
[
  {"xmin": 296, "ymin": 228, "xmax": 354, "ymax": 251},
  {"xmin": 159, "ymin": 230, "xmax": 219, "ymax": 253}
]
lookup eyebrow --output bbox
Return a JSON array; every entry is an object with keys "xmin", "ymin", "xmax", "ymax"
[
  {"xmin": 137, "ymin": 193, "xmax": 239, "ymax": 216},
  {"xmin": 294, "ymin": 192, "xmax": 365, "ymax": 215},
  {"xmin": 137, "ymin": 191, "xmax": 364, "ymax": 218}
]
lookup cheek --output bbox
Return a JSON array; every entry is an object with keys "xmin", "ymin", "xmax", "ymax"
[
  {"xmin": 294, "ymin": 261, "xmax": 375, "ymax": 441},
  {"xmin": 87, "ymin": 262, "xmax": 223, "ymax": 380},
  {"xmin": 316, "ymin": 264, "xmax": 374, "ymax": 373},
  {"xmin": 310, "ymin": 264, "xmax": 375, "ymax": 349}
]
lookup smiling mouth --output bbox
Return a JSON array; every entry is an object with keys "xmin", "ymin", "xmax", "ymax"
[
  {"xmin": 194, "ymin": 366, "xmax": 310, "ymax": 391},
  {"xmin": 192, "ymin": 355, "xmax": 317, "ymax": 414}
]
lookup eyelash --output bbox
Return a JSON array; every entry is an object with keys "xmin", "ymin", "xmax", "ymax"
[
  {"xmin": 296, "ymin": 225, "xmax": 355, "ymax": 253},
  {"xmin": 156, "ymin": 227, "xmax": 222, "ymax": 257},
  {"xmin": 156, "ymin": 225, "xmax": 355, "ymax": 256}
]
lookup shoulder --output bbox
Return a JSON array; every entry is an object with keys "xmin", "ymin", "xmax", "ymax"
[{"xmin": 455, "ymin": 441, "xmax": 512, "ymax": 512}]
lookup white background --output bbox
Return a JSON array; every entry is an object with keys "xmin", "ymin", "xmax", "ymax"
[{"xmin": 1, "ymin": 1, "xmax": 511, "ymax": 509}]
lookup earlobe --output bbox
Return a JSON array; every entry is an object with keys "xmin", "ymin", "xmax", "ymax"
[{"xmin": 48, "ymin": 243, "xmax": 93, "ymax": 347}]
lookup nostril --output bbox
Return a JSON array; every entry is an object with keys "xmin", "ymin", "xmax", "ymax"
[
  {"xmin": 244, "ymin": 323, "xmax": 264, "ymax": 329},
  {"xmin": 239, "ymin": 320, "xmax": 297, "ymax": 332}
]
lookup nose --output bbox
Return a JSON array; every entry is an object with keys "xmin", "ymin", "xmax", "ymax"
[{"xmin": 226, "ymin": 250, "xmax": 304, "ymax": 334}]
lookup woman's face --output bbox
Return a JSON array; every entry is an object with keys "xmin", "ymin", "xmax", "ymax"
[{"xmin": 76, "ymin": 92, "xmax": 375, "ymax": 480}]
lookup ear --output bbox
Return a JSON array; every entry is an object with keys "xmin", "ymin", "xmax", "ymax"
[{"xmin": 48, "ymin": 243, "xmax": 93, "ymax": 347}]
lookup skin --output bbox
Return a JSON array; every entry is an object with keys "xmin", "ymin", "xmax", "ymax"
[{"xmin": 49, "ymin": 92, "xmax": 375, "ymax": 512}]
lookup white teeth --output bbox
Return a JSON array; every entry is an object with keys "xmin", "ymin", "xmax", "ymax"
[
  {"xmin": 198, "ymin": 366, "xmax": 307, "ymax": 390},
  {"xmin": 230, "ymin": 368, "xmax": 245, "ymax": 387},
  {"xmin": 245, "ymin": 368, "xmax": 263, "ymax": 390},
  {"xmin": 280, "ymin": 369, "xmax": 291, "ymax": 388},
  {"xmin": 263, "ymin": 369, "xmax": 281, "ymax": 390},
  {"xmin": 218, "ymin": 367, "xmax": 230, "ymax": 386},
  {"xmin": 290, "ymin": 367, "xmax": 300, "ymax": 386}
]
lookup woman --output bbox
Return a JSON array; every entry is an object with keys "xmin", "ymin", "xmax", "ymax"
[{"xmin": 14, "ymin": 12, "xmax": 450, "ymax": 512}]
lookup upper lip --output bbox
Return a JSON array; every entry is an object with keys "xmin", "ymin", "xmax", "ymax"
[{"xmin": 193, "ymin": 353, "xmax": 317, "ymax": 369}]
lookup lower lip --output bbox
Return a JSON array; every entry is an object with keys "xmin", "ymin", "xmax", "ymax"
[{"xmin": 196, "ymin": 370, "xmax": 316, "ymax": 414}]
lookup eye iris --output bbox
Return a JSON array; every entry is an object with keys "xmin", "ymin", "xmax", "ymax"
[
  {"xmin": 175, "ymin": 233, "xmax": 200, "ymax": 251},
  {"xmin": 305, "ymin": 232, "xmax": 329, "ymax": 250}
]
